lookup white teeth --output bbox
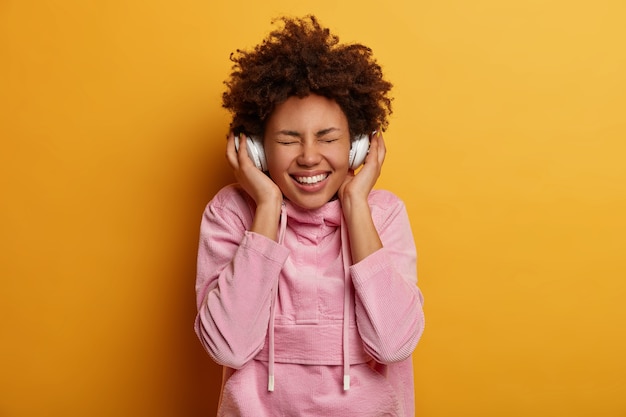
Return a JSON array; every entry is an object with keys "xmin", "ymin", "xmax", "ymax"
[{"xmin": 295, "ymin": 174, "xmax": 327, "ymax": 184}]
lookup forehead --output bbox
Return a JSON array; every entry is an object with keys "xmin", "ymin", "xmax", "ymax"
[{"xmin": 266, "ymin": 94, "xmax": 348, "ymax": 131}]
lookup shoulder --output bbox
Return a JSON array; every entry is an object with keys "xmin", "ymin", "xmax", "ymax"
[
  {"xmin": 367, "ymin": 189, "xmax": 408, "ymax": 227},
  {"xmin": 204, "ymin": 184, "xmax": 256, "ymax": 224},
  {"xmin": 209, "ymin": 183, "xmax": 253, "ymax": 208},
  {"xmin": 368, "ymin": 189, "xmax": 405, "ymax": 212}
]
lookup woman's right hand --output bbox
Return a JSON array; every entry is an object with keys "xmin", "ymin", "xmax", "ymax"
[{"xmin": 226, "ymin": 132, "xmax": 283, "ymax": 240}]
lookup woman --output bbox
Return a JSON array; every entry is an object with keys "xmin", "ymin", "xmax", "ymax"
[{"xmin": 195, "ymin": 15, "xmax": 425, "ymax": 416}]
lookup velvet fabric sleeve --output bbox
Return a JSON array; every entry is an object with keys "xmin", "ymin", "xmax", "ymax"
[
  {"xmin": 350, "ymin": 190, "xmax": 425, "ymax": 363},
  {"xmin": 194, "ymin": 185, "xmax": 290, "ymax": 369}
]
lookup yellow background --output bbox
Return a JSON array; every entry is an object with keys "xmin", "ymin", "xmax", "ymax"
[{"xmin": 1, "ymin": 0, "xmax": 625, "ymax": 416}]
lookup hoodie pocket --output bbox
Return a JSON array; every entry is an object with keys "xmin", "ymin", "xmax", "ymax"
[
  {"xmin": 218, "ymin": 361, "xmax": 404, "ymax": 417},
  {"xmin": 346, "ymin": 362, "xmax": 403, "ymax": 416}
]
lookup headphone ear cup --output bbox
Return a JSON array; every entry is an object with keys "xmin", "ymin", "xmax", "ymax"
[
  {"xmin": 349, "ymin": 134, "xmax": 370, "ymax": 169},
  {"xmin": 235, "ymin": 135, "xmax": 267, "ymax": 171},
  {"xmin": 246, "ymin": 135, "xmax": 267, "ymax": 171}
]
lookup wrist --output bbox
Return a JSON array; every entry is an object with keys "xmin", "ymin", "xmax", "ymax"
[
  {"xmin": 340, "ymin": 193, "xmax": 369, "ymax": 217},
  {"xmin": 256, "ymin": 198, "xmax": 282, "ymax": 218},
  {"xmin": 250, "ymin": 198, "xmax": 283, "ymax": 241}
]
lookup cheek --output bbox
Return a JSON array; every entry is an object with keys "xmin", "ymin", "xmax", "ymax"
[
  {"xmin": 265, "ymin": 151, "xmax": 293, "ymax": 184},
  {"xmin": 265, "ymin": 147, "xmax": 286, "ymax": 169},
  {"xmin": 330, "ymin": 150, "xmax": 351, "ymax": 169}
]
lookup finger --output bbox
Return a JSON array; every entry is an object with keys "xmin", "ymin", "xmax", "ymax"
[
  {"xmin": 365, "ymin": 130, "xmax": 384, "ymax": 166},
  {"xmin": 376, "ymin": 130, "xmax": 386, "ymax": 165},
  {"xmin": 225, "ymin": 132, "xmax": 239, "ymax": 167},
  {"xmin": 237, "ymin": 133, "xmax": 253, "ymax": 167}
]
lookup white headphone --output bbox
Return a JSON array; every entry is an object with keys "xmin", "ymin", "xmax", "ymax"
[{"xmin": 235, "ymin": 134, "xmax": 370, "ymax": 171}]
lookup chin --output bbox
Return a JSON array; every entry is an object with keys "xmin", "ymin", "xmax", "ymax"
[{"xmin": 286, "ymin": 195, "xmax": 334, "ymax": 210}]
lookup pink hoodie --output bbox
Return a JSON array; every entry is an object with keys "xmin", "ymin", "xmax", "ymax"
[{"xmin": 195, "ymin": 184, "xmax": 424, "ymax": 416}]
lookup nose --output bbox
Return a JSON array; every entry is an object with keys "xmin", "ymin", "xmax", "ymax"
[{"xmin": 297, "ymin": 142, "xmax": 322, "ymax": 166}]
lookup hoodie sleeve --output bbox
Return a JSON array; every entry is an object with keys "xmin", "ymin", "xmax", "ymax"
[
  {"xmin": 194, "ymin": 186, "xmax": 290, "ymax": 369},
  {"xmin": 350, "ymin": 191, "xmax": 425, "ymax": 364}
]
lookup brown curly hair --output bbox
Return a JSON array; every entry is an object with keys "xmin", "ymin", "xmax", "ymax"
[{"xmin": 222, "ymin": 15, "xmax": 393, "ymax": 138}]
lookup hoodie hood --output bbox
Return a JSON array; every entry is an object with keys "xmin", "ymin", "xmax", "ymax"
[{"xmin": 281, "ymin": 198, "xmax": 342, "ymax": 242}]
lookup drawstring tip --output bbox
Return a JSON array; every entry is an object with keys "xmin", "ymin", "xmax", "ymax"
[
  {"xmin": 343, "ymin": 375, "xmax": 350, "ymax": 391},
  {"xmin": 268, "ymin": 375, "xmax": 275, "ymax": 392}
]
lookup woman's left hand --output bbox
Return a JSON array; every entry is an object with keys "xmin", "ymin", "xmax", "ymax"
[
  {"xmin": 338, "ymin": 130, "xmax": 386, "ymax": 205},
  {"xmin": 338, "ymin": 131, "xmax": 386, "ymax": 263}
]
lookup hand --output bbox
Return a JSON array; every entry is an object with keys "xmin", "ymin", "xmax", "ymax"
[
  {"xmin": 338, "ymin": 131, "xmax": 386, "ymax": 263},
  {"xmin": 226, "ymin": 132, "xmax": 282, "ymax": 206},
  {"xmin": 338, "ymin": 130, "xmax": 386, "ymax": 206},
  {"xmin": 226, "ymin": 132, "xmax": 283, "ymax": 240}
]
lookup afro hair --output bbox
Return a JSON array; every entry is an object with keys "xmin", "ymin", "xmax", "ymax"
[{"xmin": 222, "ymin": 15, "xmax": 393, "ymax": 139}]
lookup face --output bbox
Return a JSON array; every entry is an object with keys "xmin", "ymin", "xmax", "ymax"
[{"xmin": 264, "ymin": 94, "xmax": 351, "ymax": 210}]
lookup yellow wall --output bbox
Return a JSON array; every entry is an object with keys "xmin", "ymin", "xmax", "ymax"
[{"xmin": 1, "ymin": 1, "xmax": 625, "ymax": 416}]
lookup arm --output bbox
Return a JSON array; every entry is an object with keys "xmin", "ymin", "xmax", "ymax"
[
  {"xmin": 339, "ymin": 133, "xmax": 424, "ymax": 363},
  {"xmin": 351, "ymin": 195, "xmax": 425, "ymax": 363},
  {"xmin": 194, "ymin": 133, "xmax": 288, "ymax": 367},
  {"xmin": 194, "ymin": 190, "xmax": 289, "ymax": 368}
]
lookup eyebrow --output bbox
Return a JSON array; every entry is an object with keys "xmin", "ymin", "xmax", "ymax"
[{"xmin": 275, "ymin": 127, "xmax": 341, "ymax": 138}]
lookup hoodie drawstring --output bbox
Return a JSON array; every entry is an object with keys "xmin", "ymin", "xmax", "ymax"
[
  {"xmin": 268, "ymin": 204, "xmax": 287, "ymax": 392},
  {"xmin": 340, "ymin": 215, "xmax": 351, "ymax": 391}
]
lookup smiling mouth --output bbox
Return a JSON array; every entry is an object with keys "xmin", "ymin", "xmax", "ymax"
[{"xmin": 293, "ymin": 173, "xmax": 329, "ymax": 185}]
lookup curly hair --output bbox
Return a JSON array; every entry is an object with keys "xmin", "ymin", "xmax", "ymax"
[{"xmin": 222, "ymin": 15, "xmax": 393, "ymax": 138}]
